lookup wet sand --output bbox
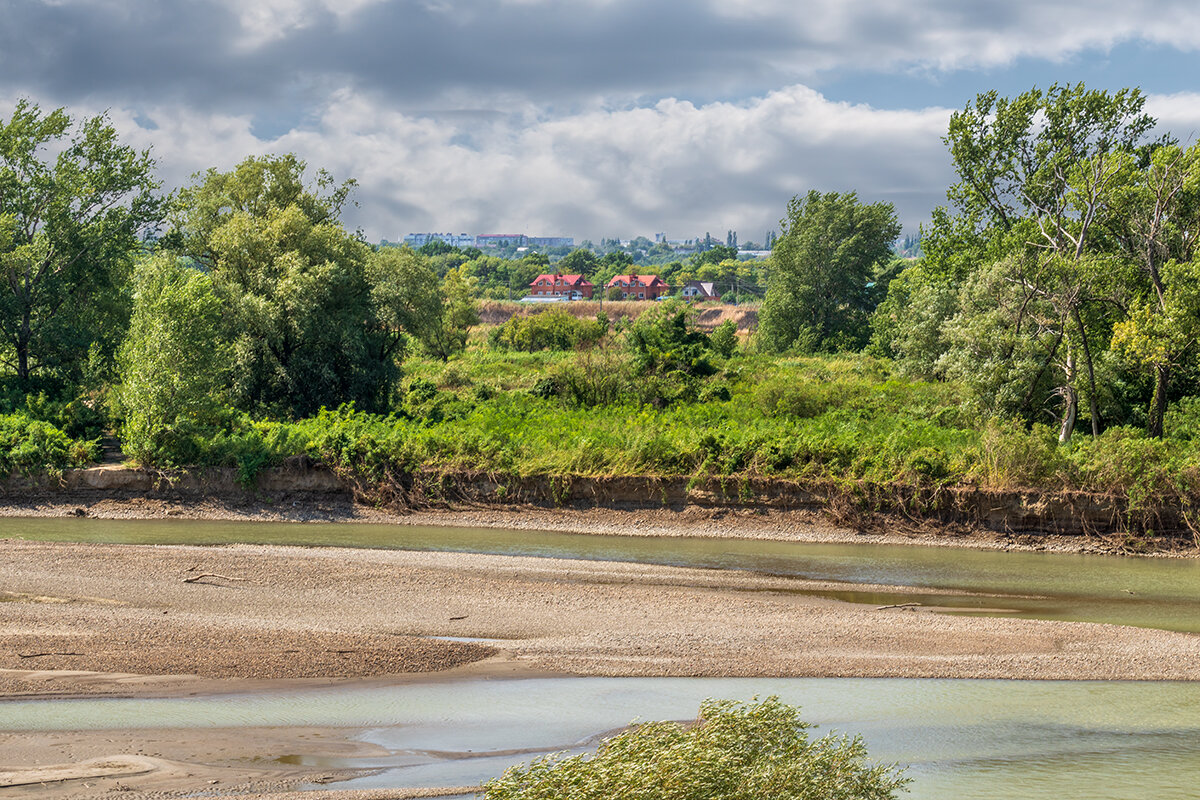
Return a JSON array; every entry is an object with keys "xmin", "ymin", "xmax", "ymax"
[
  {"xmin": 3, "ymin": 524, "xmax": 1198, "ymax": 798},
  {"xmin": 6, "ymin": 538, "xmax": 1199, "ymax": 693}
]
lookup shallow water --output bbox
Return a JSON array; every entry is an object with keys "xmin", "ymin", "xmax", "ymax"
[
  {"xmin": 6, "ymin": 516, "xmax": 1200, "ymax": 632},
  {"xmin": 4, "ymin": 677, "xmax": 1200, "ymax": 800},
  {"xmin": 6, "ymin": 519, "xmax": 1200, "ymax": 796}
]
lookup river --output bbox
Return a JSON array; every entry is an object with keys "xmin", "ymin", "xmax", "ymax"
[{"xmin": 4, "ymin": 517, "xmax": 1199, "ymax": 798}]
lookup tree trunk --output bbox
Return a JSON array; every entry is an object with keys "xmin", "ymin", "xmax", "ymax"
[
  {"xmin": 1058, "ymin": 385, "xmax": 1078, "ymax": 444},
  {"xmin": 1072, "ymin": 307, "xmax": 1100, "ymax": 437},
  {"xmin": 1058, "ymin": 350, "xmax": 1078, "ymax": 444},
  {"xmin": 16, "ymin": 307, "xmax": 31, "ymax": 383},
  {"xmin": 1148, "ymin": 364, "xmax": 1169, "ymax": 439}
]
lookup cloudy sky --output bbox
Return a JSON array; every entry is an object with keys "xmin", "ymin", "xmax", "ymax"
[{"xmin": 4, "ymin": 1, "xmax": 1200, "ymax": 244}]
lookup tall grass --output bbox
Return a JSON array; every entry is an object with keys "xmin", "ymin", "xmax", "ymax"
[{"xmin": 105, "ymin": 338, "xmax": 1200, "ymax": 516}]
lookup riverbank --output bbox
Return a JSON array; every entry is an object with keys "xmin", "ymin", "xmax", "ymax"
[{"xmin": 3, "ymin": 465, "xmax": 1194, "ymax": 556}]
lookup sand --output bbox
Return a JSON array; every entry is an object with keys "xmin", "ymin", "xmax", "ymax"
[{"xmin": 2, "ymin": 514, "xmax": 1198, "ymax": 799}]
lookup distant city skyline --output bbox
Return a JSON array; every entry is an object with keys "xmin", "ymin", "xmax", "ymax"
[{"xmin": 4, "ymin": 1, "xmax": 1200, "ymax": 242}]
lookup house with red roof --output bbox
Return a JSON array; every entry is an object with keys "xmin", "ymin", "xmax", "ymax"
[
  {"xmin": 606, "ymin": 273, "xmax": 669, "ymax": 300},
  {"xmin": 528, "ymin": 273, "xmax": 594, "ymax": 299}
]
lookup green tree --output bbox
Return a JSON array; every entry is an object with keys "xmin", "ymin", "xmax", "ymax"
[
  {"xmin": 168, "ymin": 154, "xmax": 387, "ymax": 415},
  {"xmin": 429, "ymin": 266, "xmax": 480, "ymax": 359},
  {"xmin": 876, "ymin": 84, "xmax": 1164, "ymax": 442},
  {"xmin": 627, "ymin": 299, "xmax": 714, "ymax": 379},
  {"xmin": 368, "ymin": 247, "xmax": 477, "ymax": 362},
  {"xmin": 691, "ymin": 244, "xmax": 737, "ymax": 267},
  {"xmin": 416, "ymin": 238, "xmax": 457, "ymax": 257},
  {"xmin": 114, "ymin": 255, "xmax": 230, "ymax": 463},
  {"xmin": 482, "ymin": 697, "xmax": 907, "ymax": 800},
  {"xmin": 557, "ymin": 248, "xmax": 600, "ymax": 276},
  {"xmin": 870, "ymin": 203, "xmax": 1001, "ymax": 376},
  {"xmin": 708, "ymin": 318, "xmax": 738, "ymax": 358},
  {"xmin": 0, "ymin": 101, "xmax": 161, "ymax": 388},
  {"xmin": 1107, "ymin": 143, "xmax": 1200, "ymax": 436},
  {"xmin": 760, "ymin": 191, "xmax": 900, "ymax": 353},
  {"xmin": 365, "ymin": 246, "xmax": 433, "ymax": 369}
]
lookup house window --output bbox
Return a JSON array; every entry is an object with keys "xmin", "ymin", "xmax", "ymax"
[{"xmin": 639, "ymin": 292, "xmax": 645, "ymax": 299}]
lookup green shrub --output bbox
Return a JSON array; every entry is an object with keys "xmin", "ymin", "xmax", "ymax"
[
  {"xmin": 482, "ymin": 697, "xmax": 908, "ymax": 800},
  {"xmin": 0, "ymin": 414, "xmax": 99, "ymax": 475},
  {"xmin": 627, "ymin": 300, "xmax": 715, "ymax": 380},
  {"xmin": 1065, "ymin": 426, "xmax": 1200, "ymax": 508},
  {"xmin": 491, "ymin": 307, "xmax": 606, "ymax": 352},
  {"xmin": 708, "ymin": 319, "xmax": 738, "ymax": 358},
  {"xmin": 22, "ymin": 391, "xmax": 108, "ymax": 440},
  {"xmin": 971, "ymin": 419, "xmax": 1064, "ymax": 489}
]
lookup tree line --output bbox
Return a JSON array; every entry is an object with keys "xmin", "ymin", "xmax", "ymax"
[
  {"xmin": 1, "ymin": 82, "xmax": 1196, "ymax": 474},
  {"xmin": 750, "ymin": 84, "xmax": 1200, "ymax": 444}
]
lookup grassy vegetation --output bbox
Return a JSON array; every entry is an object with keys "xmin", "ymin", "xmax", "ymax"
[
  {"xmin": 86, "ymin": 324, "xmax": 1181, "ymax": 522},
  {"xmin": 12, "ymin": 306, "xmax": 1200, "ymax": 529}
]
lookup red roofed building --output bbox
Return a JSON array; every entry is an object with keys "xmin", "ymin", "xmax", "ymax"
[
  {"xmin": 529, "ymin": 273, "xmax": 594, "ymax": 299},
  {"xmin": 606, "ymin": 273, "xmax": 669, "ymax": 300}
]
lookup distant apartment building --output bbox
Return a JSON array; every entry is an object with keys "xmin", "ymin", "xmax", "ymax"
[
  {"xmin": 527, "ymin": 236, "xmax": 575, "ymax": 248},
  {"xmin": 476, "ymin": 234, "xmax": 528, "ymax": 248},
  {"xmin": 403, "ymin": 232, "xmax": 475, "ymax": 248},
  {"xmin": 403, "ymin": 232, "xmax": 575, "ymax": 249}
]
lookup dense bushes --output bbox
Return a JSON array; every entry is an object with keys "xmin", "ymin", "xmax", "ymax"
[
  {"xmin": 490, "ymin": 307, "xmax": 607, "ymax": 352},
  {"xmin": 0, "ymin": 413, "xmax": 99, "ymax": 475},
  {"xmin": 482, "ymin": 697, "xmax": 908, "ymax": 800},
  {"xmin": 16, "ymin": 273, "xmax": 1200, "ymax": 524}
]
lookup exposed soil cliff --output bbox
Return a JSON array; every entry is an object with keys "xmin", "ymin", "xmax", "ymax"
[{"xmin": 3, "ymin": 464, "xmax": 1190, "ymax": 544}]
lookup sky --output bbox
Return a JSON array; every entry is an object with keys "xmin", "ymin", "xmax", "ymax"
[{"xmin": 4, "ymin": 0, "xmax": 1200, "ymax": 245}]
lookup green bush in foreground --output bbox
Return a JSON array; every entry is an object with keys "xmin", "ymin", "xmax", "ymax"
[{"xmin": 481, "ymin": 697, "xmax": 908, "ymax": 800}]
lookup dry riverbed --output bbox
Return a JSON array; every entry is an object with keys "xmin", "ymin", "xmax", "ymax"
[{"xmin": 2, "ymin": 512, "xmax": 1198, "ymax": 799}]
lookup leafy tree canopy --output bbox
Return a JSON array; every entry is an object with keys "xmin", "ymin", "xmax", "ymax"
[
  {"xmin": 0, "ymin": 100, "xmax": 161, "ymax": 387},
  {"xmin": 760, "ymin": 191, "xmax": 900, "ymax": 353},
  {"xmin": 167, "ymin": 154, "xmax": 388, "ymax": 416}
]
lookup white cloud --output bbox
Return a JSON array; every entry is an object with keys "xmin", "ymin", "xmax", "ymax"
[
  {"xmin": 11, "ymin": 80, "xmax": 1200, "ymax": 243},
  {"xmin": 214, "ymin": 0, "xmax": 391, "ymax": 46},
  {"xmin": 173, "ymin": 85, "xmax": 954, "ymax": 240},
  {"xmin": 1145, "ymin": 92, "xmax": 1200, "ymax": 143},
  {"xmin": 705, "ymin": 0, "xmax": 1200, "ymax": 72}
]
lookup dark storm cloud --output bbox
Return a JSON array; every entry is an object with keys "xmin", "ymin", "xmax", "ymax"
[
  {"xmin": 5, "ymin": 0, "xmax": 1200, "ymax": 116},
  {"xmin": 5, "ymin": 0, "xmax": 1200, "ymax": 242},
  {"xmin": 314, "ymin": 0, "xmax": 802, "ymax": 106},
  {"xmin": 0, "ymin": 0, "xmax": 806, "ymax": 114},
  {"xmin": 0, "ymin": 2, "xmax": 249, "ymax": 106}
]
